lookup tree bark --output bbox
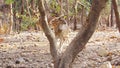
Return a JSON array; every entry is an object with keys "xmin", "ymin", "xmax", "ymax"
[
  {"xmin": 66, "ymin": 0, "xmax": 69, "ymax": 25},
  {"xmin": 112, "ymin": 0, "xmax": 120, "ymax": 32},
  {"xmin": 111, "ymin": 2, "xmax": 114, "ymax": 27},
  {"xmin": 73, "ymin": 0, "xmax": 77, "ymax": 30},
  {"xmin": 12, "ymin": 2, "xmax": 15, "ymax": 31},
  {"xmin": 26, "ymin": 0, "xmax": 31, "ymax": 18},
  {"xmin": 81, "ymin": 6, "xmax": 84, "ymax": 26},
  {"xmin": 37, "ymin": 0, "xmax": 60, "ymax": 67},
  {"xmin": 58, "ymin": 0, "xmax": 108, "ymax": 68},
  {"xmin": 9, "ymin": 4, "xmax": 13, "ymax": 34}
]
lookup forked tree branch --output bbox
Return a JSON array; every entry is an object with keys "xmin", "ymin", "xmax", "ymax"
[
  {"xmin": 38, "ymin": 0, "xmax": 59, "ymax": 61},
  {"xmin": 38, "ymin": 0, "xmax": 108, "ymax": 68}
]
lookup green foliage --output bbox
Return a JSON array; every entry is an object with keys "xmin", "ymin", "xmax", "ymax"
[
  {"xmin": 79, "ymin": 0, "xmax": 91, "ymax": 11},
  {"xmin": 48, "ymin": 0, "xmax": 91, "ymax": 17},
  {"xmin": 68, "ymin": 0, "xmax": 91, "ymax": 16},
  {"xmin": 87, "ymin": 0, "xmax": 92, "ymax": 4},
  {"xmin": 13, "ymin": 0, "xmax": 22, "ymax": 11},
  {"xmin": 20, "ymin": 15, "xmax": 38, "ymax": 31},
  {"xmin": 49, "ymin": 0, "xmax": 61, "ymax": 15},
  {"xmin": 5, "ymin": 0, "xmax": 14, "ymax": 4}
]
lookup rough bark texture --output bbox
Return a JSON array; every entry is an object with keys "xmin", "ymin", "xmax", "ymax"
[
  {"xmin": 58, "ymin": 0, "xmax": 108, "ymax": 68},
  {"xmin": 112, "ymin": 0, "xmax": 120, "ymax": 32}
]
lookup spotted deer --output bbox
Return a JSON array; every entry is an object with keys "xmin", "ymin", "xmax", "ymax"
[
  {"xmin": 36, "ymin": 16, "xmax": 70, "ymax": 52},
  {"xmin": 49, "ymin": 18, "xmax": 70, "ymax": 52}
]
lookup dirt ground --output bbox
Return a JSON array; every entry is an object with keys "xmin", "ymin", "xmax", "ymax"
[{"xmin": 0, "ymin": 27, "xmax": 120, "ymax": 68}]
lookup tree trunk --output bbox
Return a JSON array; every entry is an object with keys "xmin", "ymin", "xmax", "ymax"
[
  {"xmin": 111, "ymin": 1, "xmax": 114, "ymax": 27},
  {"xmin": 58, "ymin": 0, "xmax": 108, "ymax": 67},
  {"xmin": 26, "ymin": 0, "xmax": 31, "ymax": 18},
  {"xmin": 112, "ymin": 0, "xmax": 120, "ymax": 32},
  {"xmin": 66, "ymin": 0, "xmax": 69, "ymax": 25},
  {"xmin": 37, "ymin": 0, "xmax": 60, "ymax": 67},
  {"xmin": 38, "ymin": 0, "xmax": 108, "ymax": 68},
  {"xmin": 12, "ymin": 1, "xmax": 17, "ymax": 32},
  {"xmin": 81, "ymin": 6, "xmax": 84, "ymax": 26},
  {"xmin": 18, "ymin": 0, "xmax": 24, "ymax": 32},
  {"xmin": 73, "ymin": 0, "xmax": 77, "ymax": 30},
  {"xmin": 9, "ymin": 4, "xmax": 13, "ymax": 34},
  {"xmin": 59, "ymin": 0, "xmax": 63, "ymax": 15}
]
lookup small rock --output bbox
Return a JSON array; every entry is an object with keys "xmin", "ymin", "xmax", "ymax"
[
  {"xmin": 97, "ymin": 47, "xmax": 109, "ymax": 57},
  {"xmin": 15, "ymin": 58, "xmax": 25, "ymax": 64},
  {"xmin": 24, "ymin": 58, "xmax": 29, "ymax": 62},
  {"xmin": 99, "ymin": 61, "xmax": 112, "ymax": 68},
  {"xmin": 46, "ymin": 63, "xmax": 54, "ymax": 68},
  {"xmin": 15, "ymin": 60, "xmax": 20, "ymax": 64},
  {"xmin": 48, "ymin": 63, "xmax": 54, "ymax": 68}
]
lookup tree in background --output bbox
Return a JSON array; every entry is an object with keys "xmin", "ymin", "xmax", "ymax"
[{"xmin": 112, "ymin": 0, "xmax": 120, "ymax": 32}]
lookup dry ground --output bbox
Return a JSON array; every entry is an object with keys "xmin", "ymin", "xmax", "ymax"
[{"xmin": 0, "ymin": 27, "xmax": 120, "ymax": 68}]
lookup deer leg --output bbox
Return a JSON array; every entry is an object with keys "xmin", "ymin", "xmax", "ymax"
[{"xmin": 59, "ymin": 37, "xmax": 65, "ymax": 53}]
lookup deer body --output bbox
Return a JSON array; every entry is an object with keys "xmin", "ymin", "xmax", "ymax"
[
  {"xmin": 50, "ymin": 19, "xmax": 70, "ymax": 52},
  {"xmin": 36, "ymin": 17, "xmax": 70, "ymax": 51}
]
